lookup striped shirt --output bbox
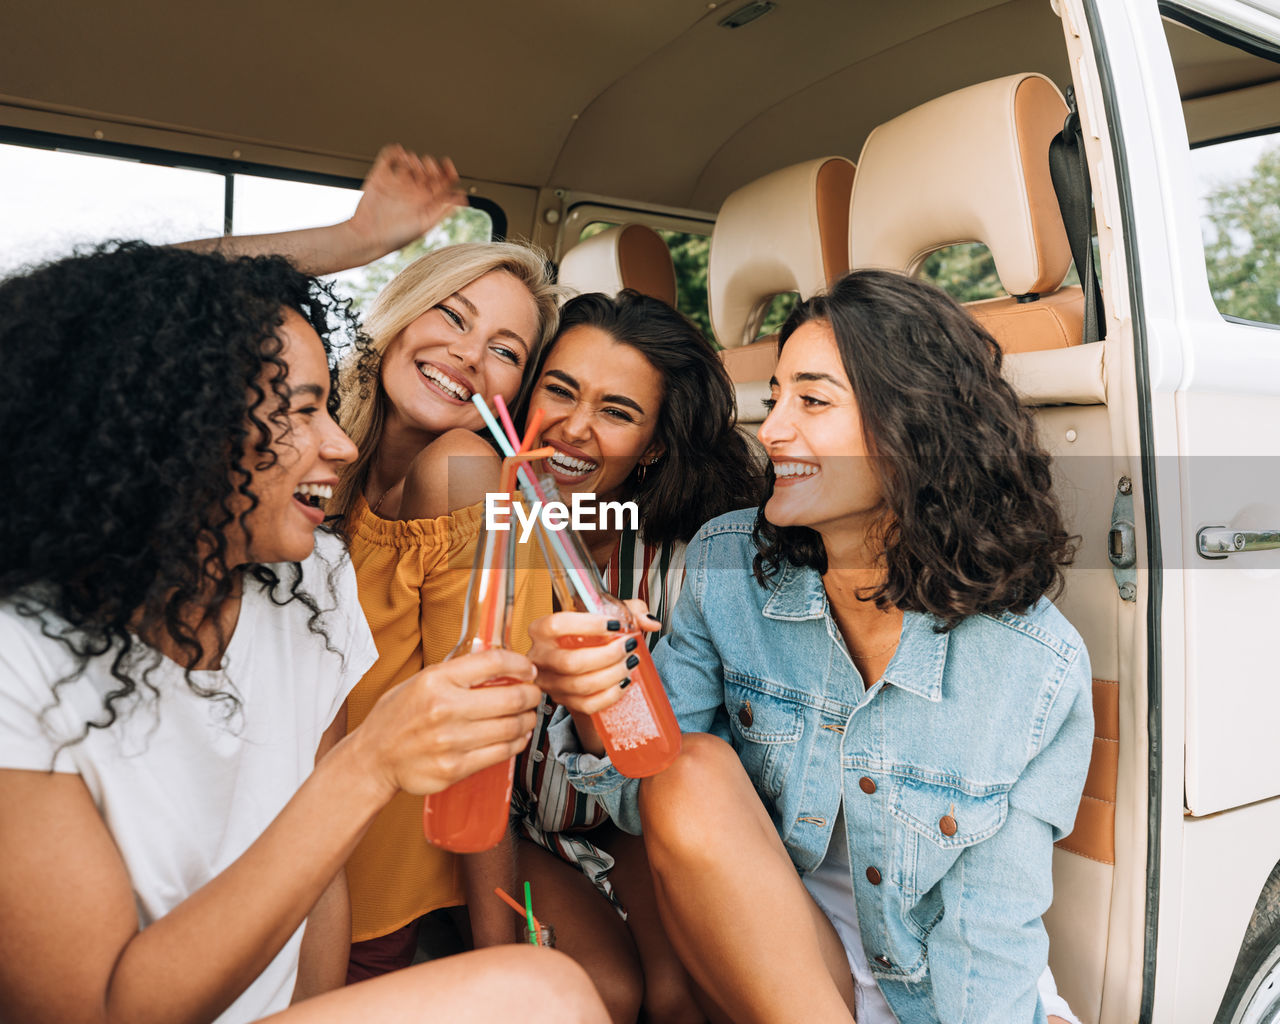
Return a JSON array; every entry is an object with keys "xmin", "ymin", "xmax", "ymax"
[{"xmin": 512, "ymin": 526, "xmax": 687, "ymax": 907}]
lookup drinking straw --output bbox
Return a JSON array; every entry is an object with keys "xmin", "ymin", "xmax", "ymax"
[
  {"xmin": 470, "ymin": 395, "xmax": 602, "ymax": 613},
  {"xmin": 480, "ymin": 448, "xmax": 555, "ymax": 644},
  {"xmin": 517, "ymin": 407, "xmax": 545, "ymax": 455},
  {"xmin": 494, "ymin": 886, "xmax": 543, "ymax": 933},
  {"xmin": 493, "ymin": 393, "xmax": 520, "ymax": 450},
  {"xmin": 471, "ymin": 394, "xmax": 518, "ymax": 459},
  {"xmin": 524, "ymin": 880, "xmax": 539, "ymax": 944}
]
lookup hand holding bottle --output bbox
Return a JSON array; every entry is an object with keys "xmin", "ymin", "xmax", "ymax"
[
  {"xmin": 526, "ymin": 605, "xmax": 658, "ymax": 717},
  {"xmin": 348, "ymin": 648, "xmax": 540, "ymax": 802}
]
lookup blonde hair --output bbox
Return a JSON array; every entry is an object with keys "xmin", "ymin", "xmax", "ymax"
[{"xmin": 332, "ymin": 242, "xmax": 563, "ymax": 524}]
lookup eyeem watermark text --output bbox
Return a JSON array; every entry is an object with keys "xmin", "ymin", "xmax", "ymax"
[{"xmin": 486, "ymin": 492, "xmax": 639, "ymax": 541}]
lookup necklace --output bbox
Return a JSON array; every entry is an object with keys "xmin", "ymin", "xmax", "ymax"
[{"xmin": 847, "ymin": 633, "xmax": 901, "ymax": 659}]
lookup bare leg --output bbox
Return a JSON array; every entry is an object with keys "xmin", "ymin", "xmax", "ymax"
[
  {"xmin": 263, "ymin": 945, "xmax": 608, "ymax": 1023},
  {"xmin": 639, "ymin": 733, "xmax": 856, "ymax": 1024},
  {"xmin": 604, "ymin": 827, "xmax": 707, "ymax": 1024},
  {"xmin": 518, "ymin": 836, "xmax": 644, "ymax": 1024}
]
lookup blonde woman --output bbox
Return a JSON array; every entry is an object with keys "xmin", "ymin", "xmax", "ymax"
[
  {"xmin": 192, "ymin": 151, "xmax": 584, "ymax": 976},
  {"xmin": 333, "ymin": 241, "xmax": 564, "ymax": 979}
]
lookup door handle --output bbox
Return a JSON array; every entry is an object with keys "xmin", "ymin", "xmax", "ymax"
[{"xmin": 1197, "ymin": 526, "xmax": 1280, "ymax": 559}]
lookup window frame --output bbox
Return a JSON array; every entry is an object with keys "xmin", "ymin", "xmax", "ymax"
[{"xmin": 0, "ymin": 126, "xmax": 507, "ymax": 239}]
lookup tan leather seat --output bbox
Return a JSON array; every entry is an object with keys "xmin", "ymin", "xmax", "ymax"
[
  {"xmin": 557, "ymin": 223, "xmax": 678, "ymax": 307},
  {"xmin": 704, "ymin": 156, "xmax": 856, "ymax": 422},
  {"xmin": 848, "ymin": 72, "xmax": 1085, "ymax": 353}
]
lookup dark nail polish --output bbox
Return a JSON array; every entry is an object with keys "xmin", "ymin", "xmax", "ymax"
[
  {"xmin": 645, "ymin": 613, "xmax": 661, "ymax": 623},
  {"xmin": 625, "ymin": 637, "xmax": 638, "ymax": 653},
  {"xmin": 619, "ymin": 676, "xmax": 632, "ymax": 689},
  {"xmin": 606, "ymin": 619, "xmax": 622, "ymax": 631},
  {"xmin": 626, "ymin": 654, "xmax": 640, "ymax": 670}
]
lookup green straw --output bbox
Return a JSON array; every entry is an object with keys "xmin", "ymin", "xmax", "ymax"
[{"xmin": 524, "ymin": 880, "xmax": 538, "ymax": 944}]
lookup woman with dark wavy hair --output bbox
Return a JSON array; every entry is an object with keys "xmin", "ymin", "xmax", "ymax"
[
  {"xmin": 497, "ymin": 289, "xmax": 762, "ymax": 1023},
  {"xmin": 539, "ymin": 270, "xmax": 1092, "ymax": 1023},
  {"xmin": 0, "ymin": 243, "xmax": 609, "ymax": 1024}
]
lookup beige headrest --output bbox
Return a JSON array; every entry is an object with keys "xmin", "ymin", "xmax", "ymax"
[
  {"xmin": 708, "ymin": 156, "xmax": 856, "ymax": 349},
  {"xmin": 557, "ymin": 223, "xmax": 678, "ymax": 307},
  {"xmin": 848, "ymin": 73, "xmax": 1072, "ymax": 297}
]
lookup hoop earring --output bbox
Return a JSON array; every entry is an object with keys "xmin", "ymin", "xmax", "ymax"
[{"xmin": 635, "ymin": 456, "xmax": 660, "ymax": 484}]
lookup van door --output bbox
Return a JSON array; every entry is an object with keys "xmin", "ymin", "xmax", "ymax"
[{"xmin": 1081, "ymin": 0, "xmax": 1280, "ymax": 1020}]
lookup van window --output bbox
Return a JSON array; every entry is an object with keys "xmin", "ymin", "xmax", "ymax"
[
  {"xmin": 0, "ymin": 139, "xmax": 492, "ymax": 316},
  {"xmin": 918, "ymin": 243, "xmax": 1007, "ymax": 301},
  {"xmin": 575, "ymin": 221, "xmax": 715, "ymax": 342},
  {"xmin": 1190, "ymin": 133, "xmax": 1280, "ymax": 326},
  {"xmin": 1163, "ymin": 15, "xmax": 1280, "ymax": 327},
  {"xmin": 328, "ymin": 203, "xmax": 492, "ymax": 313},
  {"xmin": 0, "ymin": 142, "xmax": 224, "ymax": 275},
  {"xmin": 756, "ymin": 292, "xmax": 798, "ymax": 340}
]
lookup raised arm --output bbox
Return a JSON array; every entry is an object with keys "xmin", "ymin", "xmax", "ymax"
[
  {"xmin": 179, "ymin": 144, "xmax": 461, "ymax": 275},
  {"xmin": 0, "ymin": 648, "xmax": 539, "ymax": 1024}
]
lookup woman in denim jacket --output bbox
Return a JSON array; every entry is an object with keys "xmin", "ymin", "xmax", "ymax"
[{"xmin": 534, "ymin": 269, "xmax": 1093, "ymax": 1023}]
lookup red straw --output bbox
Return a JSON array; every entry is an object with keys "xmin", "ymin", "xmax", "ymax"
[
  {"xmin": 479, "ymin": 448, "xmax": 555, "ymax": 644},
  {"xmin": 494, "ymin": 886, "xmax": 543, "ymax": 933},
  {"xmin": 493, "ymin": 394, "xmax": 521, "ymax": 450}
]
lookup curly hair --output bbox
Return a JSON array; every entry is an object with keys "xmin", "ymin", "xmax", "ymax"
[
  {"xmin": 0, "ymin": 242, "xmax": 365, "ymax": 741},
  {"xmin": 515, "ymin": 290, "xmax": 764, "ymax": 545},
  {"xmin": 752, "ymin": 270, "xmax": 1075, "ymax": 629}
]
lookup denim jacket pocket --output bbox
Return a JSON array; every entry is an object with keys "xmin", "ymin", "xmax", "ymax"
[
  {"xmin": 889, "ymin": 776, "xmax": 1010, "ymax": 903},
  {"xmin": 724, "ymin": 677, "xmax": 803, "ymax": 801}
]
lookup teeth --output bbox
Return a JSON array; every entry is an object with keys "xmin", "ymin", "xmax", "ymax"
[
  {"xmin": 418, "ymin": 364, "xmax": 472, "ymax": 400},
  {"xmin": 773, "ymin": 462, "xmax": 818, "ymax": 479},
  {"xmin": 295, "ymin": 483, "xmax": 333, "ymax": 499},
  {"xmin": 549, "ymin": 451, "xmax": 598, "ymax": 475}
]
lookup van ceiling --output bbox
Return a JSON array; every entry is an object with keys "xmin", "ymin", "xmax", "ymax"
[{"xmin": 4, "ymin": 0, "xmax": 1072, "ymax": 212}]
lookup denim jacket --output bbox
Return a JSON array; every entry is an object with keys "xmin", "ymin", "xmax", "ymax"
[{"xmin": 552, "ymin": 510, "xmax": 1093, "ymax": 1023}]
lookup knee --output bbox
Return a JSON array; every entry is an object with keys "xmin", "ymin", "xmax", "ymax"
[
  {"xmin": 639, "ymin": 733, "xmax": 744, "ymax": 858},
  {"xmin": 591, "ymin": 960, "xmax": 644, "ymax": 1024},
  {"xmin": 517, "ymin": 947, "xmax": 611, "ymax": 1023},
  {"xmin": 642, "ymin": 973, "xmax": 707, "ymax": 1024}
]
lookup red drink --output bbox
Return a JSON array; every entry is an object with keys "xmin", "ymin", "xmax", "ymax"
[
  {"xmin": 423, "ymin": 677, "xmax": 521, "ymax": 853},
  {"xmin": 422, "ymin": 463, "xmax": 527, "ymax": 854},
  {"xmin": 562, "ymin": 633, "xmax": 681, "ymax": 778}
]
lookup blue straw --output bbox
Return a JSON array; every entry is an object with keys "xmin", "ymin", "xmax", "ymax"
[{"xmin": 471, "ymin": 394, "xmax": 516, "ymax": 457}]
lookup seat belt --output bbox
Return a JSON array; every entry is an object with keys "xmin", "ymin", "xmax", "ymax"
[{"xmin": 1049, "ymin": 86, "xmax": 1106, "ymax": 343}]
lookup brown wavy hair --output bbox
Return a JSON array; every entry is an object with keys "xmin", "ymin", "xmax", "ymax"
[{"xmin": 752, "ymin": 269, "xmax": 1075, "ymax": 629}]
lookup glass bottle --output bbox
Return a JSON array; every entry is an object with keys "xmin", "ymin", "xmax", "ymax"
[
  {"xmin": 521, "ymin": 471, "xmax": 681, "ymax": 778},
  {"xmin": 421, "ymin": 495, "xmax": 520, "ymax": 853}
]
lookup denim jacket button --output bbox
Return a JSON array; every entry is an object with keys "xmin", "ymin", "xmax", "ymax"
[
  {"xmin": 858, "ymin": 776, "xmax": 876, "ymax": 795},
  {"xmin": 939, "ymin": 814, "xmax": 958, "ymax": 837},
  {"xmin": 737, "ymin": 702, "xmax": 753, "ymax": 728},
  {"xmin": 873, "ymin": 955, "xmax": 892, "ymax": 969},
  {"xmin": 866, "ymin": 866, "xmax": 882, "ymax": 885}
]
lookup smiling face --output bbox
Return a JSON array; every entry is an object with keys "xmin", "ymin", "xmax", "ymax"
[
  {"xmin": 379, "ymin": 269, "xmax": 540, "ymax": 442},
  {"xmin": 527, "ymin": 325, "xmax": 666, "ymax": 503},
  {"xmin": 757, "ymin": 319, "xmax": 884, "ymax": 540},
  {"xmin": 232, "ymin": 309, "xmax": 358, "ymax": 565}
]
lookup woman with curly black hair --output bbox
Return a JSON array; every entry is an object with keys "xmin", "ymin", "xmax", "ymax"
[
  {"xmin": 0, "ymin": 243, "xmax": 610, "ymax": 1024},
  {"xmin": 538, "ymin": 270, "xmax": 1093, "ymax": 1023}
]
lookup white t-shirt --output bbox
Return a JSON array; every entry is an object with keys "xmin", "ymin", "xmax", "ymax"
[{"xmin": 0, "ymin": 533, "xmax": 377, "ymax": 1024}]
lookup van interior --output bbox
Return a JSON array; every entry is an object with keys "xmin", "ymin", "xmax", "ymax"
[{"xmin": 4, "ymin": 2, "xmax": 1280, "ymax": 1021}]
